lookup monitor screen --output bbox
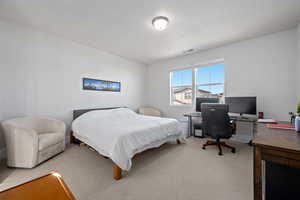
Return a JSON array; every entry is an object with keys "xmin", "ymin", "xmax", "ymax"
[
  {"xmin": 225, "ymin": 96, "xmax": 257, "ymax": 115},
  {"xmin": 196, "ymin": 97, "xmax": 219, "ymax": 112}
]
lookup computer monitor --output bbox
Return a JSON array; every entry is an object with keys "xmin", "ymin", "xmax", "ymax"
[
  {"xmin": 225, "ymin": 96, "xmax": 257, "ymax": 115},
  {"xmin": 196, "ymin": 97, "xmax": 219, "ymax": 112}
]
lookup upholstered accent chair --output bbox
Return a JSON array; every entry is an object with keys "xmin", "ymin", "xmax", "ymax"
[
  {"xmin": 1, "ymin": 117, "xmax": 66, "ymax": 168},
  {"xmin": 138, "ymin": 107, "xmax": 162, "ymax": 117}
]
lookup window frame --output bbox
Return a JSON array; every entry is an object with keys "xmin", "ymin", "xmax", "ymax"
[
  {"xmin": 169, "ymin": 66, "xmax": 194, "ymax": 107},
  {"xmin": 169, "ymin": 59, "xmax": 225, "ymax": 107}
]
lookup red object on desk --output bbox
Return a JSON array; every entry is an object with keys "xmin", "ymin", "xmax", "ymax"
[{"xmin": 267, "ymin": 124, "xmax": 295, "ymax": 130}]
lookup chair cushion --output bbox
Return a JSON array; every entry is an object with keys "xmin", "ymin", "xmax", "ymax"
[{"xmin": 38, "ymin": 132, "xmax": 65, "ymax": 151}]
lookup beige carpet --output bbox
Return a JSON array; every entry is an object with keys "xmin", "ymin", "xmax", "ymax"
[{"xmin": 0, "ymin": 138, "xmax": 253, "ymax": 200}]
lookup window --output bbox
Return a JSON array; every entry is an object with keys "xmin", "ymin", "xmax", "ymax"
[
  {"xmin": 170, "ymin": 68, "xmax": 193, "ymax": 105},
  {"xmin": 169, "ymin": 62, "xmax": 224, "ymax": 105},
  {"xmin": 196, "ymin": 63, "xmax": 224, "ymax": 102}
]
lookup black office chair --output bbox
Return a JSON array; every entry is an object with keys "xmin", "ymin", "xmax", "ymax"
[
  {"xmin": 201, "ymin": 103, "xmax": 236, "ymax": 156},
  {"xmin": 193, "ymin": 97, "xmax": 219, "ymax": 138}
]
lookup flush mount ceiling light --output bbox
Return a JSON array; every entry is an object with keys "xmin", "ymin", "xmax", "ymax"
[{"xmin": 152, "ymin": 16, "xmax": 169, "ymax": 31}]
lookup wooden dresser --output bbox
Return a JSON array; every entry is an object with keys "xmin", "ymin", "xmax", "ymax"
[
  {"xmin": 253, "ymin": 123, "xmax": 300, "ymax": 200},
  {"xmin": 0, "ymin": 173, "xmax": 76, "ymax": 200}
]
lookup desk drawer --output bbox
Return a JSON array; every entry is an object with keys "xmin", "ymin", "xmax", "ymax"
[{"xmin": 262, "ymin": 148, "xmax": 300, "ymax": 168}]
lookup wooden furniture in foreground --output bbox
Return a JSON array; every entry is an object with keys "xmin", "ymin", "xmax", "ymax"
[
  {"xmin": 253, "ymin": 123, "xmax": 300, "ymax": 200},
  {"xmin": 0, "ymin": 172, "xmax": 76, "ymax": 200}
]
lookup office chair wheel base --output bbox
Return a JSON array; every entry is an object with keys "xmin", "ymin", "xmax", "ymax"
[
  {"xmin": 231, "ymin": 149, "xmax": 236, "ymax": 153},
  {"xmin": 218, "ymin": 152, "xmax": 223, "ymax": 156}
]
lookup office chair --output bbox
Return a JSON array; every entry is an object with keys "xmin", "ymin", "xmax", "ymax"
[
  {"xmin": 201, "ymin": 103, "xmax": 236, "ymax": 156},
  {"xmin": 193, "ymin": 97, "xmax": 219, "ymax": 138}
]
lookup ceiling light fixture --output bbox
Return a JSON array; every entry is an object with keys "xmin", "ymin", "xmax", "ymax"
[{"xmin": 152, "ymin": 16, "xmax": 169, "ymax": 31}]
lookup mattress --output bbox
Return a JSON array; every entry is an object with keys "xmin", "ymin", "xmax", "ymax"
[{"xmin": 71, "ymin": 108, "xmax": 183, "ymax": 170}]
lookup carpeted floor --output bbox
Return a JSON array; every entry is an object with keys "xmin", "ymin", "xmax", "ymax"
[{"xmin": 0, "ymin": 138, "xmax": 253, "ymax": 200}]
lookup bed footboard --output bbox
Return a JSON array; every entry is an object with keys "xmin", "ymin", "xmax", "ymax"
[
  {"xmin": 112, "ymin": 139, "xmax": 180, "ymax": 180},
  {"xmin": 74, "ymin": 131, "xmax": 181, "ymax": 181}
]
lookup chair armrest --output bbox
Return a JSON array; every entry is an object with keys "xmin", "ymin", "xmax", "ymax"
[
  {"xmin": 2, "ymin": 124, "xmax": 39, "ymax": 167},
  {"xmin": 229, "ymin": 120, "xmax": 237, "ymax": 134},
  {"xmin": 15, "ymin": 127, "xmax": 38, "ymax": 138},
  {"xmin": 50, "ymin": 120, "xmax": 66, "ymax": 133},
  {"xmin": 2, "ymin": 123, "xmax": 38, "ymax": 138}
]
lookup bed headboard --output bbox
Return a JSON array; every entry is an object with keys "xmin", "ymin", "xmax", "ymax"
[{"xmin": 73, "ymin": 107, "xmax": 123, "ymax": 120}]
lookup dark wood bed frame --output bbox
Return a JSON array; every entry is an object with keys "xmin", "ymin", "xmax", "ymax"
[{"xmin": 70, "ymin": 107, "xmax": 181, "ymax": 180}]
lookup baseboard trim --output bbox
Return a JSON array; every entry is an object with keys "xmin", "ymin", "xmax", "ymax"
[{"xmin": 0, "ymin": 148, "xmax": 6, "ymax": 160}]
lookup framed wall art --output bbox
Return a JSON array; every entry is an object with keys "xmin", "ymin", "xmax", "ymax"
[{"xmin": 82, "ymin": 78, "xmax": 121, "ymax": 92}]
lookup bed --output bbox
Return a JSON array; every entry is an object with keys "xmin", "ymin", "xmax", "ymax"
[{"xmin": 71, "ymin": 107, "xmax": 183, "ymax": 180}]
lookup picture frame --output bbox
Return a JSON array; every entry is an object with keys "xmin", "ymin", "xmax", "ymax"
[{"xmin": 82, "ymin": 78, "xmax": 121, "ymax": 92}]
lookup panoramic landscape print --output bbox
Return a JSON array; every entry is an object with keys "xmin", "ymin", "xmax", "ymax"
[{"xmin": 83, "ymin": 78, "xmax": 121, "ymax": 92}]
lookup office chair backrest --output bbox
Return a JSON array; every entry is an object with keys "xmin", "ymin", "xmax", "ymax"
[{"xmin": 201, "ymin": 103, "xmax": 232, "ymax": 139}]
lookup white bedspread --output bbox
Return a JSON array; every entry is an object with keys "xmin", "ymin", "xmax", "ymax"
[{"xmin": 71, "ymin": 108, "xmax": 183, "ymax": 170}]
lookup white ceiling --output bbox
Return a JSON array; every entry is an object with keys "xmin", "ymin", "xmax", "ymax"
[{"xmin": 0, "ymin": 0, "xmax": 300, "ymax": 64}]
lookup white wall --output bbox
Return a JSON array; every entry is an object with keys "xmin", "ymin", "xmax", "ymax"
[
  {"xmin": 147, "ymin": 29, "xmax": 298, "ymax": 121},
  {"xmin": 0, "ymin": 20, "xmax": 147, "ymax": 157}
]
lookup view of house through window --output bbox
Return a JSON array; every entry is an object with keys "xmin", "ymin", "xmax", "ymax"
[
  {"xmin": 170, "ymin": 63, "xmax": 224, "ymax": 105},
  {"xmin": 196, "ymin": 63, "xmax": 224, "ymax": 101},
  {"xmin": 170, "ymin": 68, "xmax": 193, "ymax": 105}
]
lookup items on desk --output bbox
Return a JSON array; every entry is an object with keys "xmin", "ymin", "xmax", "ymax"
[
  {"xmin": 292, "ymin": 102, "xmax": 300, "ymax": 132},
  {"xmin": 258, "ymin": 112, "xmax": 264, "ymax": 119},
  {"xmin": 267, "ymin": 124, "xmax": 295, "ymax": 130},
  {"xmin": 295, "ymin": 102, "xmax": 300, "ymax": 132},
  {"xmin": 289, "ymin": 112, "xmax": 296, "ymax": 125},
  {"xmin": 295, "ymin": 116, "xmax": 300, "ymax": 132},
  {"xmin": 257, "ymin": 119, "xmax": 277, "ymax": 124}
]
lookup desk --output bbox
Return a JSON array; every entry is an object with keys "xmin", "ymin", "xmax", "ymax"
[
  {"xmin": 184, "ymin": 112, "xmax": 257, "ymax": 139},
  {"xmin": 253, "ymin": 123, "xmax": 300, "ymax": 200}
]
